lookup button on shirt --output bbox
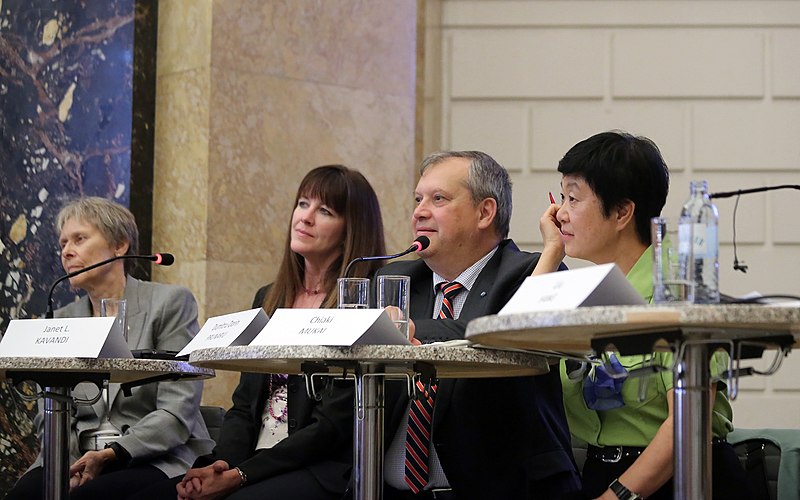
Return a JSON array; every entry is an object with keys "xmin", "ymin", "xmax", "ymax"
[{"xmin": 385, "ymin": 247, "xmax": 498, "ymax": 490}]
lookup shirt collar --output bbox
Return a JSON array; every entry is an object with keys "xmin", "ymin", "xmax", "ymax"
[
  {"xmin": 626, "ymin": 245, "xmax": 654, "ymax": 303},
  {"xmin": 432, "ymin": 246, "xmax": 499, "ymax": 294}
]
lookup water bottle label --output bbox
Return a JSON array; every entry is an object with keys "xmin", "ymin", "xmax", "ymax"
[
  {"xmin": 692, "ymin": 223, "xmax": 717, "ymax": 258},
  {"xmin": 678, "ymin": 223, "xmax": 692, "ymax": 255}
]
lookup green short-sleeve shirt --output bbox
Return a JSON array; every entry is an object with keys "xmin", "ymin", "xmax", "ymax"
[{"xmin": 560, "ymin": 246, "xmax": 734, "ymax": 447}]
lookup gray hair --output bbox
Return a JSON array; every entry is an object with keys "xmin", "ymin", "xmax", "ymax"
[
  {"xmin": 419, "ymin": 151, "xmax": 512, "ymax": 239},
  {"xmin": 56, "ymin": 197, "xmax": 140, "ymax": 273}
]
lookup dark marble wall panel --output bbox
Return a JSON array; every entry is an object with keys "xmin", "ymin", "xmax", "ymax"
[
  {"xmin": 0, "ymin": 0, "xmax": 150, "ymax": 493},
  {"xmin": 130, "ymin": 0, "xmax": 157, "ymax": 268}
]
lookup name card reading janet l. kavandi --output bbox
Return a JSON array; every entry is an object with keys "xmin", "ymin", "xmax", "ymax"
[
  {"xmin": 249, "ymin": 308, "xmax": 412, "ymax": 346},
  {"xmin": 499, "ymin": 263, "xmax": 646, "ymax": 315},
  {"xmin": 0, "ymin": 317, "xmax": 132, "ymax": 358},
  {"xmin": 178, "ymin": 308, "xmax": 269, "ymax": 356}
]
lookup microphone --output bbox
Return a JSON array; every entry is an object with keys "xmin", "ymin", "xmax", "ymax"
[
  {"xmin": 708, "ymin": 184, "xmax": 800, "ymax": 273},
  {"xmin": 343, "ymin": 236, "xmax": 430, "ymax": 278},
  {"xmin": 709, "ymin": 184, "xmax": 800, "ymax": 199},
  {"xmin": 45, "ymin": 253, "xmax": 175, "ymax": 318}
]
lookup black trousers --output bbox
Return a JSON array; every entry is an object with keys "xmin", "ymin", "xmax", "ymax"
[
  {"xmin": 130, "ymin": 467, "xmax": 340, "ymax": 500},
  {"xmin": 6, "ymin": 464, "xmax": 166, "ymax": 500},
  {"xmin": 381, "ymin": 469, "xmax": 583, "ymax": 500},
  {"xmin": 581, "ymin": 441, "xmax": 754, "ymax": 500}
]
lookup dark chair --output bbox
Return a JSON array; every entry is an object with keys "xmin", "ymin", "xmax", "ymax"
[
  {"xmin": 731, "ymin": 437, "xmax": 780, "ymax": 500},
  {"xmin": 200, "ymin": 405, "xmax": 226, "ymax": 445},
  {"xmin": 729, "ymin": 428, "xmax": 800, "ymax": 500}
]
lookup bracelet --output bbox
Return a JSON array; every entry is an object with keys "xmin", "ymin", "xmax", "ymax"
[{"xmin": 234, "ymin": 466, "xmax": 247, "ymax": 486}]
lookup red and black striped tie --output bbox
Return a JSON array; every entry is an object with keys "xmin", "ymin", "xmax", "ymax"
[{"xmin": 403, "ymin": 281, "xmax": 463, "ymax": 493}]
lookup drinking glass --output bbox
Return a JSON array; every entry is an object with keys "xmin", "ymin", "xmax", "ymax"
[
  {"xmin": 100, "ymin": 298, "xmax": 128, "ymax": 342},
  {"xmin": 337, "ymin": 278, "xmax": 370, "ymax": 309},
  {"xmin": 651, "ymin": 217, "xmax": 694, "ymax": 304},
  {"xmin": 377, "ymin": 275, "xmax": 411, "ymax": 340}
]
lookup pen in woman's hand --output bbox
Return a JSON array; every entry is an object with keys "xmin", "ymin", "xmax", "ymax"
[{"xmin": 549, "ymin": 192, "xmax": 556, "ymax": 204}]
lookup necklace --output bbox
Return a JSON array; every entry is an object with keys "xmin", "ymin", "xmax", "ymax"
[
  {"xmin": 302, "ymin": 277, "xmax": 324, "ymax": 295},
  {"xmin": 267, "ymin": 374, "xmax": 289, "ymax": 422}
]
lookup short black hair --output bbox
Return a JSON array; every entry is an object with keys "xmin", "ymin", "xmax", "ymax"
[{"xmin": 558, "ymin": 131, "xmax": 669, "ymax": 245}]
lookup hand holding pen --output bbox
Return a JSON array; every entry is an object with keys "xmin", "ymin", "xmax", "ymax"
[
  {"xmin": 543, "ymin": 191, "xmax": 562, "ymax": 232},
  {"xmin": 531, "ymin": 190, "xmax": 566, "ymax": 276}
]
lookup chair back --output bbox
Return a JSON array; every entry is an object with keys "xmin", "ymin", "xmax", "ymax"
[
  {"xmin": 729, "ymin": 428, "xmax": 800, "ymax": 500},
  {"xmin": 732, "ymin": 438, "xmax": 781, "ymax": 500},
  {"xmin": 200, "ymin": 405, "xmax": 226, "ymax": 445}
]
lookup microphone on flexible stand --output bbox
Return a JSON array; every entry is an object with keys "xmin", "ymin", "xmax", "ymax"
[
  {"xmin": 46, "ymin": 253, "xmax": 175, "ymax": 318},
  {"xmin": 709, "ymin": 184, "xmax": 800, "ymax": 199},
  {"xmin": 343, "ymin": 236, "xmax": 430, "ymax": 278},
  {"xmin": 708, "ymin": 184, "xmax": 800, "ymax": 273}
]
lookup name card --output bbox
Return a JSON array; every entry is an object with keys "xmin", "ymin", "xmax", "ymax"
[
  {"xmin": 0, "ymin": 317, "xmax": 132, "ymax": 358},
  {"xmin": 178, "ymin": 308, "xmax": 269, "ymax": 356},
  {"xmin": 250, "ymin": 308, "xmax": 411, "ymax": 346},
  {"xmin": 499, "ymin": 263, "xmax": 646, "ymax": 315}
]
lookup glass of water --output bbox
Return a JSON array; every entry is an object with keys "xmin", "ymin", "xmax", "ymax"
[
  {"xmin": 100, "ymin": 298, "xmax": 128, "ymax": 342},
  {"xmin": 376, "ymin": 275, "xmax": 410, "ymax": 340},
  {"xmin": 651, "ymin": 216, "xmax": 694, "ymax": 304},
  {"xmin": 337, "ymin": 278, "xmax": 370, "ymax": 309}
]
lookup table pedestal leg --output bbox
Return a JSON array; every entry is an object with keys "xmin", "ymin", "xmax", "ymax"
[
  {"xmin": 354, "ymin": 363, "xmax": 385, "ymax": 500},
  {"xmin": 673, "ymin": 341, "xmax": 712, "ymax": 500},
  {"xmin": 43, "ymin": 386, "xmax": 71, "ymax": 500}
]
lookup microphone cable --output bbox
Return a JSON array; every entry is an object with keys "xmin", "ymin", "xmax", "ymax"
[{"xmin": 710, "ymin": 184, "xmax": 800, "ymax": 274}]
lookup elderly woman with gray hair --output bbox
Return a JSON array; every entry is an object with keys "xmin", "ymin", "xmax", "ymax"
[{"xmin": 7, "ymin": 197, "xmax": 213, "ymax": 500}]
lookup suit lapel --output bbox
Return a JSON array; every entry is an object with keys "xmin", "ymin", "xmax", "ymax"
[
  {"xmin": 458, "ymin": 246, "xmax": 505, "ymax": 321},
  {"xmin": 109, "ymin": 276, "xmax": 144, "ymax": 405},
  {"xmin": 409, "ymin": 267, "xmax": 435, "ymax": 320},
  {"xmin": 432, "ymin": 243, "xmax": 511, "ymax": 428},
  {"xmin": 123, "ymin": 276, "xmax": 146, "ymax": 347}
]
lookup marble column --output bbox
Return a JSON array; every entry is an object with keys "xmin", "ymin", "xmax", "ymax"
[{"xmin": 154, "ymin": 0, "xmax": 420, "ymax": 406}]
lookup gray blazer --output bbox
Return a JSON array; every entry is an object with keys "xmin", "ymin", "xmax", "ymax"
[{"xmin": 31, "ymin": 276, "xmax": 214, "ymax": 478}]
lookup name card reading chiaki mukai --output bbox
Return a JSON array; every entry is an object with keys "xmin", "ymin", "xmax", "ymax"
[
  {"xmin": 0, "ymin": 317, "xmax": 131, "ymax": 358},
  {"xmin": 250, "ymin": 308, "xmax": 411, "ymax": 347},
  {"xmin": 178, "ymin": 308, "xmax": 269, "ymax": 356}
]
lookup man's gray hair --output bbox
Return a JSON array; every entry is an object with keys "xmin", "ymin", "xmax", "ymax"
[{"xmin": 419, "ymin": 151, "xmax": 512, "ymax": 239}]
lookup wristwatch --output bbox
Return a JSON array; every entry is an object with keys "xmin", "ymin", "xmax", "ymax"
[{"xmin": 609, "ymin": 479, "xmax": 643, "ymax": 500}]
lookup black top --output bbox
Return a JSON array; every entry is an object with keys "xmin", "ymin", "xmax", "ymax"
[{"xmin": 195, "ymin": 285, "xmax": 354, "ymax": 494}]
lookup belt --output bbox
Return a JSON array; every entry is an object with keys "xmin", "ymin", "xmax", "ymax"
[
  {"xmin": 588, "ymin": 438, "xmax": 727, "ymax": 463},
  {"xmin": 384, "ymin": 487, "xmax": 456, "ymax": 500},
  {"xmin": 421, "ymin": 490, "xmax": 455, "ymax": 500},
  {"xmin": 587, "ymin": 444, "xmax": 645, "ymax": 463}
]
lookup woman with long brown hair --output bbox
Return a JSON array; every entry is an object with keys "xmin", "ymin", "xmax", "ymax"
[{"xmin": 140, "ymin": 164, "xmax": 386, "ymax": 500}]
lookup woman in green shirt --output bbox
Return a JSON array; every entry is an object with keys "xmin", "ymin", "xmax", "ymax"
[{"xmin": 534, "ymin": 131, "xmax": 750, "ymax": 500}]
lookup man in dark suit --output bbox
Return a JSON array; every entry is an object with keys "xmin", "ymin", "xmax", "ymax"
[{"xmin": 378, "ymin": 151, "xmax": 581, "ymax": 500}]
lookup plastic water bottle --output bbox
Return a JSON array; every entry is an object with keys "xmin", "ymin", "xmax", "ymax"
[{"xmin": 679, "ymin": 180, "xmax": 720, "ymax": 303}]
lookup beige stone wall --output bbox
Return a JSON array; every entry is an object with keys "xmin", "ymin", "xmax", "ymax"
[
  {"xmin": 154, "ymin": 0, "xmax": 419, "ymax": 407},
  {"xmin": 430, "ymin": 0, "xmax": 800, "ymax": 428}
]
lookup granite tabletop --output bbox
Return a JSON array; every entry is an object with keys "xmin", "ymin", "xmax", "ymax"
[
  {"xmin": 0, "ymin": 357, "xmax": 214, "ymax": 384},
  {"xmin": 189, "ymin": 344, "xmax": 550, "ymax": 378},
  {"xmin": 466, "ymin": 304, "xmax": 800, "ymax": 353}
]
